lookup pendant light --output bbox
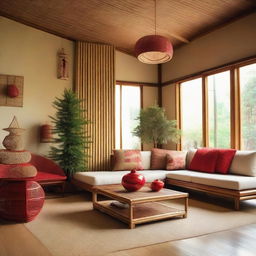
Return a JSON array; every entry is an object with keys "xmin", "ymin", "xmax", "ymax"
[{"xmin": 134, "ymin": 0, "xmax": 173, "ymax": 64}]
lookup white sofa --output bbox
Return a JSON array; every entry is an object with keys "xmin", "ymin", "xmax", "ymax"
[
  {"xmin": 72, "ymin": 150, "xmax": 256, "ymax": 210},
  {"xmin": 73, "ymin": 152, "xmax": 171, "ymax": 188}
]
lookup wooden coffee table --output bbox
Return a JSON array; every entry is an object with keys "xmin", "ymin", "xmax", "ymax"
[{"xmin": 92, "ymin": 185, "xmax": 188, "ymax": 229}]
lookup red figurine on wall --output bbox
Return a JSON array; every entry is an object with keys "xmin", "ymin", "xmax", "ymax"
[{"xmin": 57, "ymin": 48, "xmax": 68, "ymax": 80}]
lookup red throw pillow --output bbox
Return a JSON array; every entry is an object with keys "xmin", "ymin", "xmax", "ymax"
[
  {"xmin": 166, "ymin": 151, "xmax": 186, "ymax": 170},
  {"xmin": 189, "ymin": 148, "xmax": 219, "ymax": 173},
  {"xmin": 112, "ymin": 150, "xmax": 143, "ymax": 171},
  {"xmin": 215, "ymin": 149, "xmax": 236, "ymax": 174},
  {"xmin": 151, "ymin": 148, "xmax": 173, "ymax": 170}
]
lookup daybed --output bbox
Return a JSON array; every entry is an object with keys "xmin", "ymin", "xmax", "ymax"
[{"xmin": 72, "ymin": 149, "xmax": 256, "ymax": 210}]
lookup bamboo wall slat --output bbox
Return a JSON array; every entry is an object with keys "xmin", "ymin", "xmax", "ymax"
[{"xmin": 75, "ymin": 42, "xmax": 115, "ymax": 171}]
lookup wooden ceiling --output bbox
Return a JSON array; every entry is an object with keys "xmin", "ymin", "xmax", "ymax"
[{"xmin": 0, "ymin": 0, "xmax": 255, "ymax": 55}]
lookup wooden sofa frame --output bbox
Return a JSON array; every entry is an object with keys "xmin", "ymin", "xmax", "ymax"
[
  {"xmin": 166, "ymin": 178, "xmax": 256, "ymax": 210},
  {"xmin": 71, "ymin": 176, "xmax": 256, "ymax": 211},
  {"xmin": 71, "ymin": 178, "xmax": 95, "ymax": 192}
]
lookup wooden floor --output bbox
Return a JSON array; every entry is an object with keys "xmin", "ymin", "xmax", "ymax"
[{"xmin": 107, "ymin": 224, "xmax": 256, "ymax": 256}]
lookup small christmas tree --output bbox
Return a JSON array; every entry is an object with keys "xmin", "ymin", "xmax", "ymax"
[
  {"xmin": 133, "ymin": 105, "xmax": 180, "ymax": 148},
  {"xmin": 49, "ymin": 89, "xmax": 91, "ymax": 179}
]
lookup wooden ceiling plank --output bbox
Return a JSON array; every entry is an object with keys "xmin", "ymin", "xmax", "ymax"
[{"xmin": 0, "ymin": 0, "xmax": 255, "ymax": 55}]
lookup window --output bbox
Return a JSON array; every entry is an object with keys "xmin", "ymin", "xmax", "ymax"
[
  {"xmin": 176, "ymin": 58, "xmax": 256, "ymax": 151},
  {"xmin": 180, "ymin": 78, "xmax": 203, "ymax": 150},
  {"xmin": 240, "ymin": 63, "xmax": 256, "ymax": 150},
  {"xmin": 115, "ymin": 84, "xmax": 141, "ymax": 149},
  {"xmin": 208, "ymin": 71, "xmax": 231, "ymax": 148},
  {"xmin": 115, "ymin": 85, "xmax": 121, "ymax": 149}
]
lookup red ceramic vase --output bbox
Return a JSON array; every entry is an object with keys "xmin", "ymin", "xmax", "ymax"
[
  {"xmin": 7, "ymin": 84, "xmax": 19, "ymax": 98},
  {"xmin": 151, "ymin": 179, "xmax": 164, "ymax": 192},
  {"xmin": 0, "ymin": 180, "xmax": 45, "ymax": 222},
  {"xmin": 122, "ymin": 169, "xmax": 145, "ymax": 192}
]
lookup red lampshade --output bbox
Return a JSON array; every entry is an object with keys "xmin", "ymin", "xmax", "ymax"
[{"xmin": 135, "ymin": 35, "xmax": 173, "ymax": 64}]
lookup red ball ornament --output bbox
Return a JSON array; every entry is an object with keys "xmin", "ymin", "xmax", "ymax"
[
  {"xmin": 0, "ymin": 180, "xmax": 45, "ymax": 222},
  {"xmin": 122, "ymin": 169, "xmax": 145, "ymax": 192},
  {"xmin": 150, "ymin": 179, "xmax": 164, "ymax": 192},
  {"xmin": 7, "ymin": 84, "xmax": 19, "ymax": 98}
]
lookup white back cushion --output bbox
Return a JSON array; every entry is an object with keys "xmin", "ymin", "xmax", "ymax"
[
  {"xmin": 229, "ymin": 151, "xmax": 256, "ymax": 176},
  {"xmin": 141, "ymin": 151, "xmax": 151, "ymax": 170}
]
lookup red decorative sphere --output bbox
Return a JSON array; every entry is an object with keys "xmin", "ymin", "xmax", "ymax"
[
  {"xmin": 151, "ymin": 179, "xmax": 164, "ymax": 192},
  {"xmin": 122, "ymin": 169, "xmax": 145, "ymax": 192},
  {"xmin": 0, "ymin": 180, "xmax": 45, "ymax": 222},
  {"xmin": 7, "ymin": 84, "xmax": 19, "ymax": 98}
]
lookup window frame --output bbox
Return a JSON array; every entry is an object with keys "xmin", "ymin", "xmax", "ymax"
[{"xmin": 175, "ymin": 57, "xmax": 256, "ymax": 150}]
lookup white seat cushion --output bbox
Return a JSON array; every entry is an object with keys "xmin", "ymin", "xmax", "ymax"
[
  {"xmin": 73, "ymin": 170, "xmax": 170, "ymax": 186},
  {"xmin": 166, "ymin": 170, "xmax": 256, "ymax": 190},
  {"xmin": 165, "ymin": 170, "xmax": 196, "ymax": 182}
]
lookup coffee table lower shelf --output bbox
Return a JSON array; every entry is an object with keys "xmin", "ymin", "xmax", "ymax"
[{"xmin": 93, "ymin": 200, "xmax": 186, "ymax": 228}]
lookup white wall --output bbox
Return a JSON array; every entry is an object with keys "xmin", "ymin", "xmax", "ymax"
[
  {"xmin": 0, "ymin": 17, "xmax": 159, "ymax": 156},
  {"xmin": 162, "ymin": 12, "xmax": 256, "ymax": 82},
  {"xmin": 116, "ymin": 50, "xmax": 158, "ymax": 83},
  {"xmin": 0, "ymin": 17, "xmax": 74, "ymax": 155}
]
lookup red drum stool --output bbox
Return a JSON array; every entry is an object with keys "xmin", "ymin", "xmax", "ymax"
[{"xmin": 0, "ymin": 178, "xmax": 45, "ymax": 222}]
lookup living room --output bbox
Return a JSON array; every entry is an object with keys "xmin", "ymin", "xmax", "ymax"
[{"xmin": 0, "ymin": 1, "xmax": 256, "ymax": 256}]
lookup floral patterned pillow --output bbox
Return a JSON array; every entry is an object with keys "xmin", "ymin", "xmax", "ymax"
[
  {"xmin": 150, "ymin": 148, "xmax": 174, "ymax": 170},
  {"xmin": 112, "ymin": 150, "xmax": 143, "ymax": 171},
  {"xmin": 166, "ymin": 151, "xmax": 186, "ymax": 170}
]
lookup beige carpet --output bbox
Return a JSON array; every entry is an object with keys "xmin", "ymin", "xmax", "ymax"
[
  {"xmin": 0, "ymin": 224, "xmax": 52, "ymax": 256},
  {"xmin": 25, "ymin": 193, "xmax": 256, "ymax": 256}
]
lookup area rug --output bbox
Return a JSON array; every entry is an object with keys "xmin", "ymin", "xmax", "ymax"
[{"xmin": 25, "ymin": 193, "xmax": 256, "ymax": 256}]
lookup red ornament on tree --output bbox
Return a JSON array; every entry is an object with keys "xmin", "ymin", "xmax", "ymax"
[
  {"xmin": 122, "ymin": 169, "xmax": 145, "ymax": 192},
  {"xmin": 7, "ymin": 84, "xmax": 19, "ymax": 98},
  {"xmin": 0, "ymin": 180, "xmax": 45, "ymax": 222}
]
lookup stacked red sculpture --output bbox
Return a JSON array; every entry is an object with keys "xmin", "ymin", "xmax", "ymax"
[{"xmin": 0, "ymin": 116, "xmax": 45, "ymax": 222}]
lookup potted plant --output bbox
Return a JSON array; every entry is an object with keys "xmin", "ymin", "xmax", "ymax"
[
  {"xmin": 132, "ymin": 105, "xmax": 180, "ymax": 148},
  {"xmin": 49, "ymin": 89, "xmax": 91, "ymax": 179}
]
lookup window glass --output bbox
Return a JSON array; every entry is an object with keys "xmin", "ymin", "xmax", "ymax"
[
  {"xmin": 208, "ymin": 71, "xmax": 231, "ymax": 148},
  {"xmin": 115, "ymin": 85, "xmax": 121, "ymax": 149},
  {"xmin": 180, "ymin": 78, "xmax": 203, "ymax": 150},
  {"xmin": 240, "ymin": 63, "xmax": 256, "ymax": 150},
  {"xmin": 115, "ymin": 85, "xmax": 141, "ymax": 149}
]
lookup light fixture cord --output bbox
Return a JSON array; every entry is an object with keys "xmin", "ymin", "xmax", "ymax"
[{"xmin": 154, "ymin": 0, "xmax": 156, "ymax": 35}]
